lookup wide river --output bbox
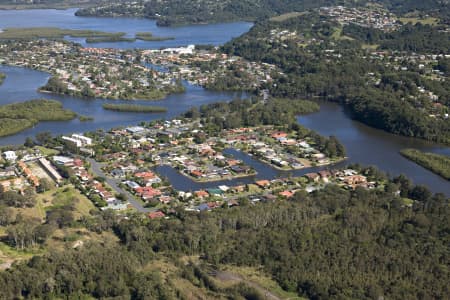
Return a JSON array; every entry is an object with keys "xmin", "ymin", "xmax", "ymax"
[
  {"xmin": 0, "ymin": 9, "xmax": 448, "ymax": 195},
  {"xmin": 0, "ymin": 8, "xmax": 252, "ymax": 48}
]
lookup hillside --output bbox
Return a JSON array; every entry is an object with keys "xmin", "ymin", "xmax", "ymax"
[
  {"xmin": 0, "ymin": 175, "xmax": 448, "ymax": 299},
  {"xmin": 75, "ymin": 0, "xmax": 450, "ymax": 26}
]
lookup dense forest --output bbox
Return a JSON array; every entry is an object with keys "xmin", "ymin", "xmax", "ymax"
[
  {"xmin": 222, "ymin": 13, "xmax": 450, "ymax": 144},
  {"xmin": 0, "ymin": 168, "xmax": 448, "ymax": 299},
  {"xmin": 343, "ymin": 22, "xmax": 450, "ymax": 53}
]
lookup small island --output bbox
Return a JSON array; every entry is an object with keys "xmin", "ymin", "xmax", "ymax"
[
  {"xmin": 0, "ymin": 99, "xmax": 77, "ymax": 137},
  {"xmin": 85, "ymin": 33, "xmax": 135, "ymax": 43},
  {"xmin": 0, "ymin": 27, "xmax": 129, "ymax": 41},
  {"xmin": 135, "ymin": 32, "xmax": 174, "ymax": 41},
  {"xmin": 102, "ymin": 103, "xmax": 167, "ymax": 113},
  {"xmin": 400, "ymin": 149, "xmax": 450, "ymax": 180},
  {"xmin": 0, "ymin": 73, "xmax": 5, "ymax": 85}
]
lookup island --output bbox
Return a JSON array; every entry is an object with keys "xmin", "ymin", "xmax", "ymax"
[
  {"xmin": 0, "ymin": 27, "xmax": 130, "ymax": 41},
  {"xmin": 0, "ymin": 73, "xmax": 5, "ymax": 85},
  {"xmin": 400, "ymin": 149, "xmax": 450, "ymax": 180},
  {"xmin": 135, "ymin": 32, "xmax": 174, "ymax": 41},
  {"xmin": 0, "ymin": 99, "xmax": 76, "ymax": 137},
  {"xmin": 102, "ymin": 103, "xmax": 167, "ymax": 113}
]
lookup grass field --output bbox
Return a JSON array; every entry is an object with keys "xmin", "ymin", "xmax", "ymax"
[
  {"xmin": 270, "ymin": 12, "xmax": 306, "ymax": 22},
  {"xmin": 399, "ymin": 17, "xmax": 439, "ymax": 26},
  {"xmin": 0, "ymin": 185, "xmax": 98, "ymax": 269},
  {"xmin": 35, "ymin": 146, "xmax": 60, "ymax": 156},
  {"xmin": 331, "ymin": 26, "xmax": 355, "ymax": 41},
  {"xmin": 220, "ymin": 265, "xmax": 304, "ymax": 299},
  {"xmin": 37, "ymin": 185, "xmax": 96, "ymax": 219}
]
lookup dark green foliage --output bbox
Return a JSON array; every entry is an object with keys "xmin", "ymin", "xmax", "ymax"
[
  {"xmin": 0, "ymin": 175, "xmax": 448, "ymax": 299},
  {"xmin": 0, "ymin": 99, "xmax": 76, "ymax": 137},
  {"xmin": 102, "ymin": 103, "xmax": 168, "ymax": 113},
  {"xmin": 189, "ymin": 97, "xmax": 319, "ymax": 131},
  {"xmin": 0, "ymin": 191, "xmax": 36, "ymax": 208},
  {"xmin": 75, "ymin": 0, "xmax": 449, "ymax": 26},
  {"xmin": 400, "ymin": 149, "xmax": 450, "ymax": 180},
  {"xmin": 112, "ymin": 181, "xmax": 447, "ymax": 299},
  {"xmin": 343, "ymin": 23, "xmax": 450, "ymax": 53},
  {"xmin": 0, "ymin": 242, "xmax": 170, "ymax": 299},
  {"xmin": 222, "ymin": 13, "xmax": 450, "ymax": 144},
  {"xmin": 186, "ymin": 97, "xmax": 344, "ymax": 157}
]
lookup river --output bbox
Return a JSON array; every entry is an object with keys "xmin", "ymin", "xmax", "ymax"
[
  {"xmin": 0, "ymin": 65, "xmax": 245, "ymax": 144},
  {"xmin": 0, "ymin": 8, "xmax": 252, "ymax": 49},
  {"xmin": 0, "ymin": 9, "xmax": 448, "ymax": 195},
  {"xmin": 297, "ymin": 102, "xmax": 450, "ymax": 195}
]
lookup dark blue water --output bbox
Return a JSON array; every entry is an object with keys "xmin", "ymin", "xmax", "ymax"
[
  {"xmin": 297, "ymin": 101, "xmax": 450, "ymax": 195},
  {"xmin": 0, "ymin": 8, "xmax": 252, "ymax": 49}
]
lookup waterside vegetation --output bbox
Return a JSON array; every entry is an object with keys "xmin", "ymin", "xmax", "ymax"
[
  {"xmin": 102, "ymin": 103, "xmax": 167, "ymax": 113},
  {"xmin": 0, "ymin": 99, "xmax": 76, "ymax": 137},
  {"xmin": 400, "ymin": 149, "xmax": 450, "ymax": 180}
]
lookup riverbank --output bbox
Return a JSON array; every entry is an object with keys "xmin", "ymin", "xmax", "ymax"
[
  {"xmin": 400, "ymin": 149, "xmax": 450, "ymax": 180},
  {"xmin": 0, "ymin": 99, "xmax": 76, "ymax": 137}
]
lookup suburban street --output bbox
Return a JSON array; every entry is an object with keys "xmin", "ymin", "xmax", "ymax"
[{"xmin": 87, "ymin": 158, "xmax": 151, "ymax": 213}]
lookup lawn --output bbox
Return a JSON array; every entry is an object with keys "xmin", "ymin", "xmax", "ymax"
[
  {"xmin": 399, "ymin": 17, "xmax": 439, "ymax": 26},
  {"xmin": 35, "ymin": 146, "xmax": 60, "ymax": 156},
  {"xmin": 270, "ymin": 12, "xmax": 306, "ymax": 22},
  {"xmin": 331, "ymin": 26, "xmax": 354, "ymax": 41}
]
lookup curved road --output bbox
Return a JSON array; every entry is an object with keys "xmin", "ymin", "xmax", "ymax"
[{"xmin": 87, "ymin": 158, "xmax": 151, "ymax": 213}]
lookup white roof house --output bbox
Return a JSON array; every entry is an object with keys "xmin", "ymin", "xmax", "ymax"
[{"xmin": 3, "ymin": 151, "xmax": 17, "ymax": 161}]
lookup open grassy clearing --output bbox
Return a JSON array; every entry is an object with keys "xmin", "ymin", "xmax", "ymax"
[
  {"xmin": 36, "ymin": 185, "xmax": 96, "ymax": 219},
  {"xmin": 399, "ymin": 17, "xmax": 439, "ymax": 26},
  {"xmin": 35, "ymin": 146, "xmax": 60, "ymax": 156},
  {"xmin": 331, "ymin": 26, "xmax": 354, "ymax": 41},
  {"xmin": 270, "ymin": 12, "xmax": 306, "ymax": 22},
  {"xmin": 221, "ymin": 265, "xmax": 304, "ymax": 299}
]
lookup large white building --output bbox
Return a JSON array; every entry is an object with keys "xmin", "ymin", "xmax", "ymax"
[
  {"xmin": 2, "ymin": 151, "xmax": 17, "ymax": 161},
  {"xmin": 62, "ymin": 134, "xmax": 93, "ymax": 148}
]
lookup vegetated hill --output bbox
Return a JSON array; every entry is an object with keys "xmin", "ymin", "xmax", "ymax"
[
  {"xmin": 221, "ymin": 12, "xmax": 450, "ymax": 144},
  {"xmin": 0, "ymin": 172, "xmax": 448, "ymax": 299},
  {"xmin": 75, "ymin": 0, "xmax": 450, "ymax": 26}
]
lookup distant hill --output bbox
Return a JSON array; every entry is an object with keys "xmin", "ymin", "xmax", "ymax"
[
  {"xmin": 0, "ymin": 0, "xmax": 103, "ymax": 9},
  {"xmin": 75, "ymin": 0, "xmax": 449, "ymax": 26}
]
